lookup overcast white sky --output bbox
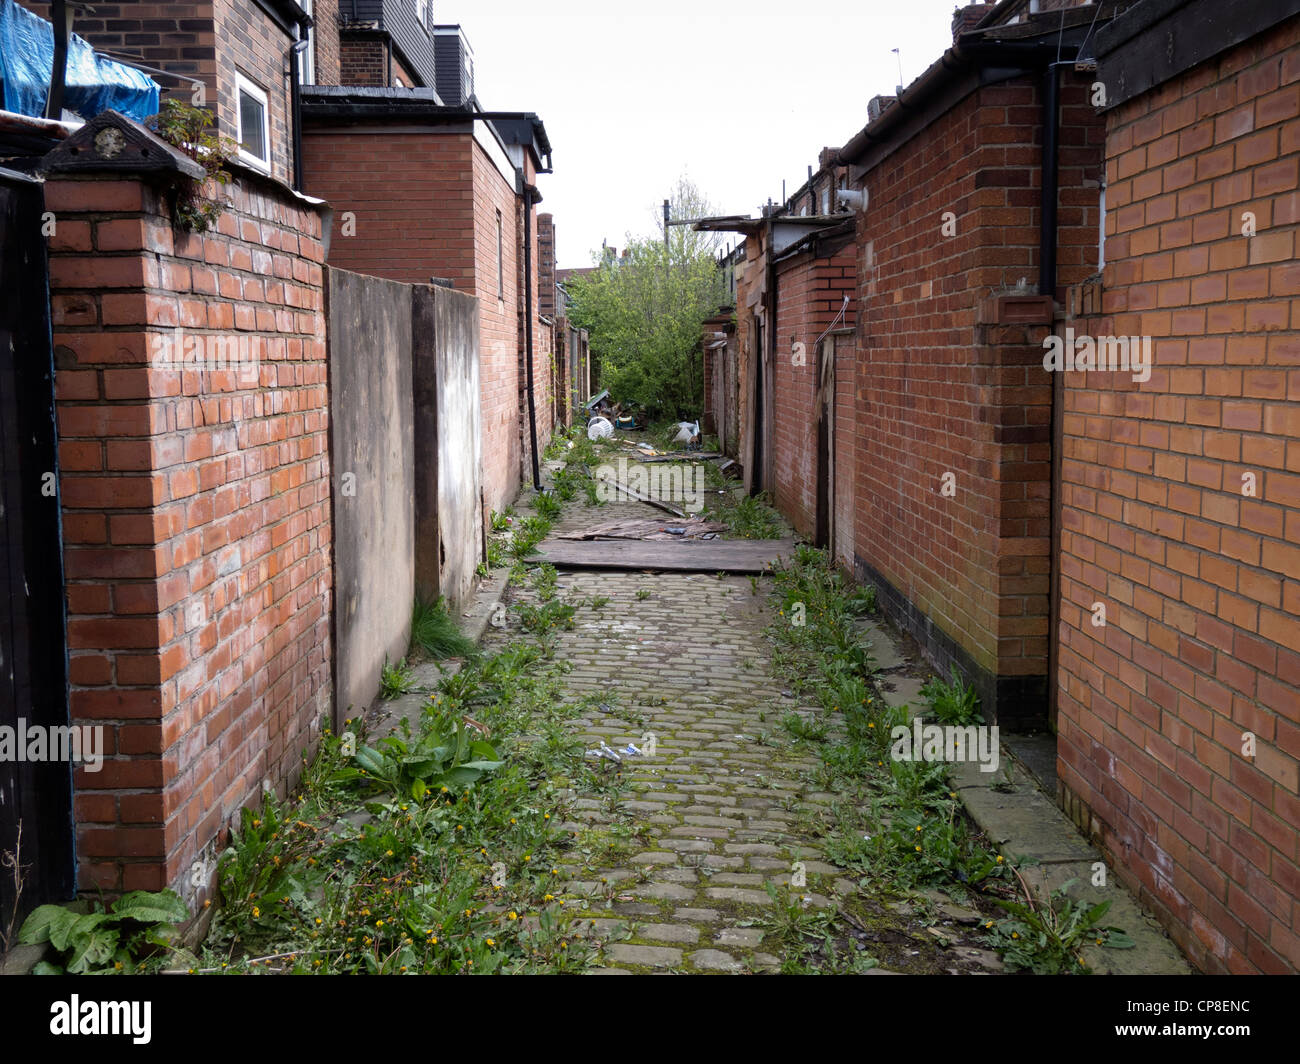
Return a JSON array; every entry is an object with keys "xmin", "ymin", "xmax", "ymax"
[{"xmin": 435, "ymin": 0, "xmax": 964, "ymax": 268}]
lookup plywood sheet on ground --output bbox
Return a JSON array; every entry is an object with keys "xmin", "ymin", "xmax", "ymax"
[{"xmin": 556, "ymin": 517, "xmax": 728, "ymax": 541}]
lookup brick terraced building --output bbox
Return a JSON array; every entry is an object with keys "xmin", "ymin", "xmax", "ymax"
[{"xmin": 716, "ymin": 0, "xmax": 1300, "ymax": 972}]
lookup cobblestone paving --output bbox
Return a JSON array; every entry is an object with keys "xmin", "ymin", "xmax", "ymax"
[
  {"xmin": 495, "ymin": 567, "xmax": 840, "ymax": 973},
  {"xmin": 475, "ymin": 456, "xmax": 1012, "ymax": 975}
]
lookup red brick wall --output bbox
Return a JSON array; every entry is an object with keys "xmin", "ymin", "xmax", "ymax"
[
  {"xmin": 476, "ymin": 140, "xmax": 524, "ymax": 511},
  {"xmin": 851, "ymin": 76, "xmax": 1104, "ymax": 723},
  {"xmin": 338, "ymin": 36, "xmax": 386, "ymax": 86},
  {"xmin": 302, "ymin": 129, "xmax": 475, "ymax": 288},
  {"xmin": 771, "ymin": 246, "xmax": 856, "ymax": 537},
  {"xmin": 1057, "ymin": 17, "xmax": 1300, "ymax": 974},
  {"xmin": 46, "ymin": 170, "xmax": 331, "ymax": 899}
]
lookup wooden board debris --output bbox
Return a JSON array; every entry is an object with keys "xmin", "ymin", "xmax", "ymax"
[
  {"xmin": 556, "ymin": 517, "xmax": 729, "ymax": 541},
  {"xmin": 591, "ymin": 470, "xmax": 686, "ymax": 517},
  {"xmin": 531, "ymin": 536, "xmax": 796, "ymax": 573}
]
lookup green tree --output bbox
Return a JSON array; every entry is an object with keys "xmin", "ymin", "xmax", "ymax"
[{"xmin": 567, "ymin": 178, "xmax": 726, "ymax": 420}]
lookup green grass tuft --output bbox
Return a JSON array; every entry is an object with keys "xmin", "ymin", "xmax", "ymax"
[{"xmin": 410, "ymin": 596, "xmax": 477, "ymax": 659}]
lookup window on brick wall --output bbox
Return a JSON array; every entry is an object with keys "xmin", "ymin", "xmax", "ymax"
[
  {"xmin": 235, "ymin": 72, "xmax": 270, "ymax": 172},
  {"xmin": 496, "ymin": 209, "xmax": 504, "ymax": 301}
]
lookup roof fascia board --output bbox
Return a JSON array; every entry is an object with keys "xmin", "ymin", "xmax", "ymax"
[
  {"xmin": 252, "ymin": 0, "xmax": 311, "ymax": 35},
  {"xmin": 1093, "ymin": 0, "xmax": 1300, "ymax": 110}
]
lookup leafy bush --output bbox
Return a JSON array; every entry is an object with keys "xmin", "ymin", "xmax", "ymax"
[
  {"xmin": 146, "ymin": 99, "xmax": 236, "ymax": 233},
  {"xmin": 329, "ymin": 714, "xmax": 503, "ymax": 803},
  {"xmin": 920, "ymin": 666, "xmax": 983, "ymax": 725},
  {"xmin": 20, "ymin": 890, "xmax": 189, "ymax": 973},
  {"xmin": 565, "ymin": 198, "xmax": 726, "ymax": 420},
  {"xmin": 986, "ymin": 880, "xmax": 1135, "ymax": 974}
]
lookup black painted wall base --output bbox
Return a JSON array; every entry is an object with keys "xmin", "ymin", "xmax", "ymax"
[{"xmin": 852, "ymin": 554, "xmax": 1050, "ymax": 732}]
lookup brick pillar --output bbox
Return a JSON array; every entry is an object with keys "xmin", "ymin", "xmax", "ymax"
[{"xmin": 41, "ymin": 112, "xmax": 332, "ymax": 900}]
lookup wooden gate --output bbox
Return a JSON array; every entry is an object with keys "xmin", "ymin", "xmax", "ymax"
[{"xmin": 0, "ymin": 168, "xmax": 75, "ymax": 932}]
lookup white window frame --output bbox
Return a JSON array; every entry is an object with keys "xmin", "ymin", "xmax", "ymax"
[
  {"xmin": 299, "ymin": 0, "xmax": 315, "ymax": 86},
  {"xmin": 416, "ymin": 0, "xmax": 431, "ymax": 29},
  {"xmin": 234, "ymin": 71, "xmax": 270, "ymax": 173}
]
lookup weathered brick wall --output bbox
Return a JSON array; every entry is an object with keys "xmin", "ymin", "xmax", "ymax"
[
  {"xmin": 850, "ymin": 76, "xmax": 1103, "ymax": 725},
  {"xmin": 338, "ymin": 35, "xmax": 386, "ymax": 86},
  {"xmin": 45, "ymin": 169, "xmax": 330, "ymax": 899},
  {"xmin": 311, "ymin": 0, "xmax": 342, "ymax": 85},
  {"xmin": 338, "ymin": 33, "xmax": 417, "ymax": 87},
  {"xmin": 475, "ymin": 140, "xmax": 524, "ymax": 511},
  {"xmin": 771, "ymin": 246, "xmax": 855, "ymax": 537},
  {"xmin": 1057, "ymin": 17, "xmax": 1300, "ymax": 974}
]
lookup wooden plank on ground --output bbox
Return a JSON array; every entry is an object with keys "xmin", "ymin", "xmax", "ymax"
[{"xmin": 531, "ymin": 537, "xmax": 797, "ymax": 573}]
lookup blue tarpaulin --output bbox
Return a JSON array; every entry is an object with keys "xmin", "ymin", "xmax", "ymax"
[{"xmin": 0, "ymin": 0, "xmax": 159, "ymax": 122}]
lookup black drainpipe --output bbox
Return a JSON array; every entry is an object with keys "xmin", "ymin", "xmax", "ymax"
[
  {"xmin": 522, "ymin": 179, "xmax": 541, "ymax": 491},
  {"xmin": 44, "ymin": 0, "xmax": 69, "ymax": 119},
  {"xmin": 1039, "ymin": 62, "xmax": 1062, "ymax": 298}
]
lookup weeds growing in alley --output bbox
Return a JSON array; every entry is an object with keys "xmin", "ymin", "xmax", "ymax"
[
  {"xmin": 919, "ymin": 666, "xmax": 983, "ymax": 725},
  {"xmin": 380, "ymin": 658, "xmax": 417, "ymax": 700},
  {"xmin": 766, "ymin": 545, "xmax": 1129, "ymax": 974},
  {"xmin": 410, "ymin": 597, "xmax": 477, "ymax": 660},
  {"xmin": 199, "ymin": 638, "xmax": 603, "ymax": 974},
  {"xmin": 706, "ymin": 490, "xmax": 784, "ymax": 539}
]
